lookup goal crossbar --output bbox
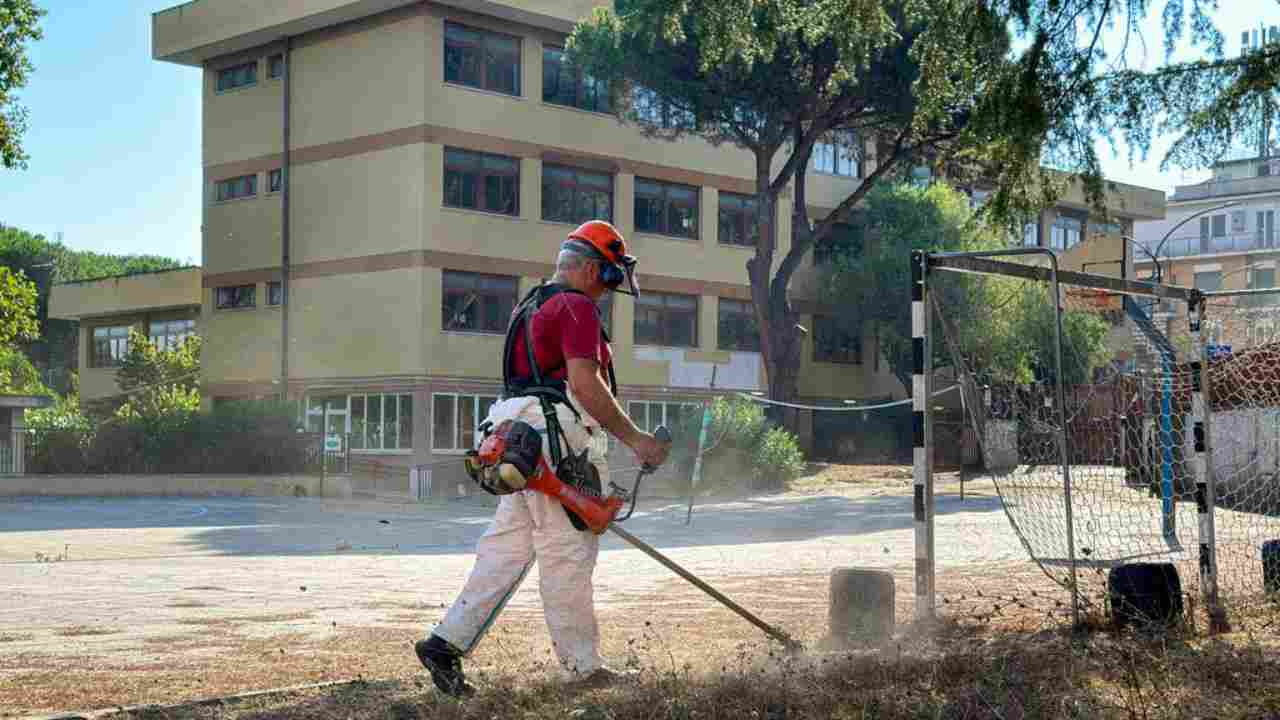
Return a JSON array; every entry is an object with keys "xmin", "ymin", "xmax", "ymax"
[{"xmin": 926, "ymin": 250, "xmax": 1198, "ymax": 302}]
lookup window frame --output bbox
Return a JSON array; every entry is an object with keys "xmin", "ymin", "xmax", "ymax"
[
  {"xmin": 812, "ymin": 314, "xmax": 862, "ymax": 365},
  {"xmin": 810, "ymin": 130, "xmax": 860, "ymax": 178},
  {"xmin": 214, "ymin": 174, "xmax": 258, "ymax": 203},
  {"xmin": 627, "ymin": 400, "xmax": 701, "ymax": 433},
  {"xmin": 541, "ymin": 163, "xmax": 614, "ymax": 225},
  {"xmin": 148, "ymin": 318, "xmax": 196, "ymax": 352},
  {"xmin": 634, "ymin": 291, "xmax": 699, "ymax": 348},
  {"xmin": 441, "ymin": 270, "xmax": 519, "ymax": 335},
  {"xmin": 91, "ymin": 325, "xmax": 132, "ymax": 369},
  {"xmin": 717, "ymin": 191, "xmax": 759, "ymax": 247},
  {"xmin": 443, "ymin": 21, "xmax": 522, "ymax": 97},
  {"xmin": 1049, "ymin": 215, "xmax": 1083, "ymax": 250},
  {"xmin": 268, "ymin": 168, "xmax": 283, "ymax": 194},
  {"xmin": 267, "ymin": 281, "xmax": 284, "ymax": 306},
  {"xmin": 442, "ymin": 147, "xmax": 521, "ymax": 216},
  {"xmin": 432, "ymin": 393, "xmax": 499, "ymax": 453},
  {"xmin": 542, "ymin": 45, "xmax": 610, "ymax": 114},
  {"xmin": 215, "ymin": 61, "xmax": 258, "ymax": 93},
  {"xmin": 348, "ymin": 393, "xmax": 415, "ymax": 453},
  {"xmin": 634, "ymin": 177, "xmax": 699, "ymax": 240},
  {"xmin": 215, "ymin": 284, "xmax": 257, "ymax": 310},
  {"xmin": 717, "ymin": 298, "xmax": 760, "ymax": 352}
]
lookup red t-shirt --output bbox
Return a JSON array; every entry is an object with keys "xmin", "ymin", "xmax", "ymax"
[{"xmin": 509, "ymin": 291, "xmax": 612, "ymax": 383}]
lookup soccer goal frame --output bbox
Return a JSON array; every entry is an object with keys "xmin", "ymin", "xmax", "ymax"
[{"xmin": 909, "ymin": 248, "xmax": 1224, "ymax": 629}]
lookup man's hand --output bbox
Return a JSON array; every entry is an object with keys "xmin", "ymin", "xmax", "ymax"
[{"xmin": 629, "ymin": 431, "xmax": 670, "ymax": 469}]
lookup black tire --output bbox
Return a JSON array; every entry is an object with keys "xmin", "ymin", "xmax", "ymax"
[
  {"xmin": 1108, "ymin": 562, "xmax": 1183, "ymax": 630},
  {"xmin": 828, "ymin": 568, "xmax": 895, "ymax": 645},
  {"xmin": 1263, "ymin": 540, "xmax": 1280, "ymax": 596}
]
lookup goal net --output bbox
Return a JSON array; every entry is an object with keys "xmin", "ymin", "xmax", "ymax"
[{"xmin": 915, "ymin": 249, "xmax": 1280, "ymax": 629}]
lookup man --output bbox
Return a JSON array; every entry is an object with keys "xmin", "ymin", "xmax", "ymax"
[{"xmin": 416, "ymin": 220, "xmax": 670, "ymax": 697}]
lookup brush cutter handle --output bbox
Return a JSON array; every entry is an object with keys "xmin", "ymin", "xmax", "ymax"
[{"xmin": 616, "ymin": 425, "xmax": 672, "ymax": 523}]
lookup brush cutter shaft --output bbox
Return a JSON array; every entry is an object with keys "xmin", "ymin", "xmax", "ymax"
[{"xmin": 607, "ymin": 524, "xmax": 797, "ymax": 648}]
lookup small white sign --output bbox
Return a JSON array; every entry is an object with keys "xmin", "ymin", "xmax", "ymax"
[{"xmin": 324, "ymin": 435, "xmax": 342, "ymax": 452}]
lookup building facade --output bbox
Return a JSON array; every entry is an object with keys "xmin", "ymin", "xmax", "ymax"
[
  {"xmin": 42, "ymin": 1, "xmax": 1166, "ymax": 491},
  {"xmin": 1133, "ymin": 155, "xmax": 1280, "ymax": 351}
]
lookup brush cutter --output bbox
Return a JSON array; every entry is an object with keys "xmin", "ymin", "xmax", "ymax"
[{"xmin": 465, "ymin": 421, "xmax": 799, "ymax": 650}]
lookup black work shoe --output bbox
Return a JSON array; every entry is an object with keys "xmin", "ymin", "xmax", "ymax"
[{"xmin": 415, "ymin": 636, "xmax": 475, "ymax": 698}]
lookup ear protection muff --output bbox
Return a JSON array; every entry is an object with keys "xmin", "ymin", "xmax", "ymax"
[{"xmin": 599, "ymin": 262, "xmax": 625, "ymax": 289}]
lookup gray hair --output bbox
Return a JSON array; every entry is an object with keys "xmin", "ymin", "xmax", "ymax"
[{"xmin": 555, "ymin": 245, "xmax": 593, "ymax": 273}]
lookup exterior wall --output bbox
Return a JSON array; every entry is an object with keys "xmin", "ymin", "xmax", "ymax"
[
  {"xmin": 50, "ymin": 268, "xmax": 203, "ymax": 320},
  {"xmin": 201, "ymin": 284, "xmax": 280, "ymax": 387}
]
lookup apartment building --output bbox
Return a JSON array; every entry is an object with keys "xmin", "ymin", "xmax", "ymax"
[
  {"xmin": 42, "ymin": 1, "xmax": 1166, "ymax": 491},
  {"xmin": 1133, "ymin": 154, "xmax": 1280, "ymax": 350}
]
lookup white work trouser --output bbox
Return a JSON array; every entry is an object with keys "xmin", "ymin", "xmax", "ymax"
[{"xmin": 434, "ymin": 395, "xmax": 609, "ymax": 676}]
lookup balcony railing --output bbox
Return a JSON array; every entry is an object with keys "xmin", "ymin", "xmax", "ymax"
[
  {"xmin": 1140, "ymin": 231, "xmax": 1280, "ymax": 259},
  {"xmin": 1172, "ymin": 174, "xmax": 1280, "ymax": 201}
]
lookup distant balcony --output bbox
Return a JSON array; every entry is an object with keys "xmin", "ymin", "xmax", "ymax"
[
  {"xmin": 1144, "ymin": 231, "xmax": 1280, "ymax": 259},
  {"xmin": 1172, "ymin": 174, "xmax": 1280, "ymax": 201}
]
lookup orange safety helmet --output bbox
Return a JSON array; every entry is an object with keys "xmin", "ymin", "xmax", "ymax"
[{"xmin": 564, "ymin": 220, "xmax": 639, "ymax": 296}]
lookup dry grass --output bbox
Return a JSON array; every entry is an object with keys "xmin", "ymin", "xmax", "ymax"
[
  {"xmin": 78, "ymin": 622, "xmax": 1280, "ymax": 720},
  {"xmin": 168, "ymin": 599, "xmax": 211, "ymax": 608},
  {"xmin": 0, "ymin": 632, "xmax": 33, "ymax": 643},
  {"xmin": 176, "ymin": 612, "xmax": 315, "ymax": 627}
]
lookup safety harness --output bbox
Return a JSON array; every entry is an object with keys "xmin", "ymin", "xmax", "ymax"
[{"xmin": 493, "ymin": 282, "xmax": 618, "ymax": 529}]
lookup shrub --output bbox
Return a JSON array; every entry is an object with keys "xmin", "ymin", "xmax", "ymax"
[{"xmin": 752, "ymin": 426, "xmax": 806, "ymax": 486}]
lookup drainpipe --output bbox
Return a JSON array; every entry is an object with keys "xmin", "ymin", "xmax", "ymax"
[{"xmin": 281, "ymin": 37, "xmax": 292, "ymax": 402}]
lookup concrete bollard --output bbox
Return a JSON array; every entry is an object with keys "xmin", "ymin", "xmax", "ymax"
[{"xmin": 828, "ymin": 568, "xmax": 895, "ymax": 647}]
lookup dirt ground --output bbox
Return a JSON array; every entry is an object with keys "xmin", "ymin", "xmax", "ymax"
[{"xmin": 1, "ymin": 469, "xmax": 1073, "ymax": 716}]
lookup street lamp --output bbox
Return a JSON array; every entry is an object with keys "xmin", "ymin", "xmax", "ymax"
[{"xmin": 1138, "ymin": 200, "xmax": 1241, "ymax": 285}]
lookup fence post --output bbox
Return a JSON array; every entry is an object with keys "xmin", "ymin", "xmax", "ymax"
[
  {"xmin": 911, "ymin": 250, "xmax": 935, "ymax": 621},
  {"xmin": 1190, "ymin": 297, "xmax": 1229, "ymax": 632}
]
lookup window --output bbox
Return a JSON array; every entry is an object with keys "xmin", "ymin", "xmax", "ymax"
[
  {"xmin": 1023, "ymin": 220, "xmax": 1040, "ymax": 247},
  {"xmin": 811, "ymin": 131, "xmax": 860, "ymax": 178},
  {"xmin": 149, "ymin": 319, "xmax": 195, "ymax": 351},
  {"xmin": 718, "ymin": 192, "xmax": 758, "ymax": 247},
  {"xmin": 216, "ymin": 284, "xmax": 256, "ymax": 310},
  {"xmin": 349, "ymin": 394, "xmax": 414, "ymax": 451},
  {"xmin": 215, "ymin": 174, "xmax": 257, "ymax": 202},
  {"xmin": 216, "ymin": 61, "xmax": 257, "ymax": 92},
  {"xmin": 1211, "ymin": 214, "xmax": 1227, "ymax": 237},
  {"xmin": 1193, "ymin": 270, "xmax": 1223, "ymax": 292},
  {"xmin": 92, "ymin": 325, "xmax": 131, "ymax": 368},
  {"xmin": 717, "ymin": 299, "xmax": 759, "ymax": 352},
  {"xmin": 542, "ymin": 164, "xmax": 613, "ymax": 224},
  {"xmin": 444, "ymin": 22, "xmax": 520, "ymax": 96},
  {"xmin": 634, "ymin": 291, "xmax": 698, "ymax": 347},
  {"xmin": 813, "ymin": 314, "xmax": 861, "ymax": 364},
  {"xmin": 813, "ymin": 221, "xmax": 864, "ymax": 266},
  {"xmin": 268, "ymin": 54, "xmax": 284, "ymax": 79},
  {"xmin": 631, "ymin": 85, "xmax": 696, "ymax": 129},
  {"xmin": 1049, "ymin": 215, "xmax": 1082, "ymax": 250},
  {"xmin": 443, "ymin": 148, "xmax": 519, "ymax": 216},
  {"xmin": 442, "ymin": 271, "xmax": 517, "ymax": 334},
  {"xmin": 635, "ymin": 178, "xmax": 698, "ymax": 239},
  {"xmin": 628, "ymin": 400, "xmax": 700, "ymax": 433},
  {"xmin": 542, "ymin": 46, "xmax": 609, "ymax": 113},
  {"xmin": 268, "ymin": 281, "xmax": 284, "ymax": 306},
  {"xmin": 268, "ymin": 169, "xmax": 283, "ymax": 193},
  {"xmin": 1257, "ymin": 210, "xmax": 1275, "ymax": 248},
  {"xmin": 1245, "ymin": 267, "xmax": 1278, "ymax": 307},
  {"xmin": 433, "ymin": 393, "xmax": 499, "ymax": 451}
]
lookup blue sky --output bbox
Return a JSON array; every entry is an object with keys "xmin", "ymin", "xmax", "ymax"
[{"xmin": 0, "ymin": 2, "xmax": 1272, "ymax": 263}]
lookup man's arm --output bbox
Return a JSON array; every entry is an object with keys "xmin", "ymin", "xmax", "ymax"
[{"xmin": 567, "ymin": 357, "xmax": 668, "ymax": 467}]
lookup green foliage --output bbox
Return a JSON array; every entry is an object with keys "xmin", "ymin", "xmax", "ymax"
[
  {"xmin": 26, "ymin": 388, "xmax": 90, "ymax": 433},
  {"xmin": 112, "ymin": 329, "xmax": 201, "ymax": 429},
  {"xmin": 752, "ymin": 426, "xmax": 806, "ymax": 484},
  {"xmin": 28, "ymin": 399, "xmax": 315, "ymax": 475},
  {"xmin": 826, "ymin": 181, "xmax": 1112, "ymax": 391},
  {"xmin": 0, "ymin": 265, "xmax": 38, "ymax": 347},
  {"xmin": 0, "ymin": 1, "xmax": 45, "ymax": 170},
  {"xmin": 0, "ymin": 343, "xmax": 48, "ymax": 395},
  {"xmin": 671, "ymin": 396, "xmax": 805, "ymax": 489}
]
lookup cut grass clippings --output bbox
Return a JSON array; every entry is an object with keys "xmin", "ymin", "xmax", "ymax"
[{"xmin": 92, "ymin": 622, "xmax": 1280, "ymax": 720}]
